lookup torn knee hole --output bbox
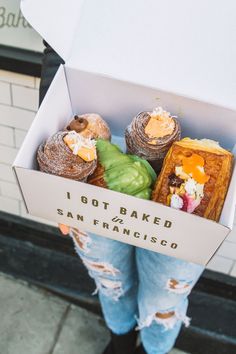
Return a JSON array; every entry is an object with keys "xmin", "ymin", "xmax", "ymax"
[
  {"xmin": 166, "ymin": 279, "xmax": 192, "ymax": 294},
  {"xmin": 99, "ymin": 278, "xmax": 122, "ymax": 290},
  {"xmin": 70, "ymin": 228, "xmax": 91, "ymax": 253},
  {"xmin": 154, "ymin": 310, "xmax": 181, "ymax": 330},
  {"xmin": 155, "ymin": 311, "xmax": 175, "ymax": 320},
  {"xmin": 137, "ymin": 310, "xmax": 190, "ymax": 331},
  {"xmin": 94, "ymin": 277, "xmax": 123, "ymax": 301},
  {"xmin": 81, "ymin": 258, "xmax": 120, "ymax": 276}
]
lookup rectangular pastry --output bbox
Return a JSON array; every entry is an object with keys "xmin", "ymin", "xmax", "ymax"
[{"xmin": 152, "ymin": 138, "xmax": 234, "ymax": 221}]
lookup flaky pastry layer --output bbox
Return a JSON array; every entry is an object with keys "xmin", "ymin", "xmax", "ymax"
[
  {"xmin": 152, "ymin": 138, "xmax": 234, "ymax": 221},
  {"xmin": 87, "ymin": 163, "xmax": 107, "ymax": 188}
]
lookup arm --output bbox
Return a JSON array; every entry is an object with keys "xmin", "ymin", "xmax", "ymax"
[
  {"xmin": 39, "ymin": 40, "xmax": 64, "ymax": 106},
  {"xmin": 40, "ymin": 41, "xmax": 68, "ymax": 235}
]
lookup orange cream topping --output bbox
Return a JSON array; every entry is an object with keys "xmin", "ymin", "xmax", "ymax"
[
  {"xmin": 145, "ymin": 107, "xmax": 175, "ymax": 139},
  {"xmin": 182, "ymin": 154, "xmax": 209, "ymax": 184},
  {"xmin": 64, "ymin": 131, "xmax": 96, "ymax": 162},
  {"xmin": 77, "ymin": 146, "xmax": 96, "ymax": 162}
]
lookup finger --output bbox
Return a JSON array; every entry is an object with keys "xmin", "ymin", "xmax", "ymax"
[{"xmin": 58, "ymin": 224, "xmax": 70, "ymax": 235}]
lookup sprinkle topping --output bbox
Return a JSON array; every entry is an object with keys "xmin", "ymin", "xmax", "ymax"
[
  {"xmin": 145, "ymin": 107, "xmax": 175, "ymax": 139},
  {"xmin": 63, "ymin": 131, "xmax": 97, "ymax": 162},
  {"xmin": 170, "ymin": 194, "xmax": 184, "ymax": 209},
  {"xmin": 167, "ymin": 153, "xmax": 210, "ymax": 214}
]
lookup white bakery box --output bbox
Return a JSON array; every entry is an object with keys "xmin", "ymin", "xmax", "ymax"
[{"xmin": 13, "ymin": 0, "xmax": 236, "ymax": 265}]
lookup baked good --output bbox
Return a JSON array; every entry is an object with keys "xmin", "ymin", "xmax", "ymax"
[
  {"xmin": 125, "ymin": 107, "xmax": 181, "ymax": 173},
  {"xmin": 152, "ymin": 138, "xmax": 234, "ymax": 221},
  {"xmin": 66, "ymin": 113, "xmax": 111, "ymax": 140},
  {"xmin": 37, "ymin": 131, "xmax": 97, "ymax": 181},
  {"xmin": 37, "ymin": 112, "xmax": 111, "ymax": 181},
  {"xmin": 88, "ymin": 139, "xmax": 157, "ymax": 199}
]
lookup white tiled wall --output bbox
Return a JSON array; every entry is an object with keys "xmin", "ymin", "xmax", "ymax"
[
  {"xmin": 0, "ymin": 69, "xmax": 56, "ymax": 228},
  {"xmin": 0, "ymin": 69, "xmax": 236, "ymax": 276}
]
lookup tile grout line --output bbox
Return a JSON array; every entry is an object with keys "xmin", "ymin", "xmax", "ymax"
[
  {"xmin": 48, "ymin": 304, "xmax": 71, "ymax": 354},
  {"xmin": 0, "ymin": 79, "xmax": 34, "ymax": 88},
  {"xmin": 0, "ymin": 101, "xmax": 37, "ymax": 113},
  {"xmin": 9, "ymin": 83, "xmax": 13, "ymax": 106},
  {"xmin": 0, "ymin": 194, "xmax": 22, "ymax": 202},
  {"xmin": 224, "ymin": 239, "xmax": 236, "ymax": 245},
  {"xmin": 13, "ymin": 128, "xmax": 17, "ymax": 149},
  {"xmin": 0, "ymin": 138, "xmax": 16, "ymax": 149},
  {"xmin": 0, "ymin": 123, "xmax": 30, "ymax": 132},
  {"xmin": 209, "ymin": 254, "xmax": 236, "ymax": 263},
  {"xmin": 213, "ymin": 255, "xmax": 236, "ymax": 263},
  {"xmin": 9, "ymin": 81, "xmax": 39, "ymax": 90}
]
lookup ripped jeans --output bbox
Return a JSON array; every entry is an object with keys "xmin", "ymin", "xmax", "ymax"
[{"xmin": 70, "ymin": 228, "xmax": 204, "ymax": 354}]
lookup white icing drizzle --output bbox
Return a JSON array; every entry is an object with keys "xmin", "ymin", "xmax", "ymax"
[
  {"xmin": 170, "ymin": 194, "xmax": 184, "ymax": 209},
  {"xmin": 173, "ymin": 164, "xmax": 206, "ymax": 213},
  {"xmin": 150, "ymin": 106, "xmax": 177, "ymax": 119},
  {"xmin": 65, "ymin": 131, "xmax": 97, "ymax": 156},
  {"xmin": 184, "ymin": 178, "xmax": 197, "ymax": 195}
]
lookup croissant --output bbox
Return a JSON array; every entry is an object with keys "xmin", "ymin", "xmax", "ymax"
[
  {"xmin": 88, "ymin": 139, "xmax": 157, "ymax": 199},
  {"xmin": 152, "ymin": 138, "xmax": 234, "ymax": 221},
  {"xmin": 87, "ymin": 163, "xmax": 106, "ymax": 188},
  {"xmin": 66, "ymin": 113, "xmax": 111, "ymax": 141},
  {"xmin": 125, "ymin": 107, "xmax": 181, "ymax": 173},
  {"xmin": 37, "ymin": 131, "xmax": 97, "ymax": 181}
]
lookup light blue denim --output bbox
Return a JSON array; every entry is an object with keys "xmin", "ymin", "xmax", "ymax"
[{"xmin": 70, "ymin": 228, "xmax": 204, "ymax": 354}]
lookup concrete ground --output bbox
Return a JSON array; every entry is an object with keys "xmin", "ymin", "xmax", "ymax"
[{"xmin": 0, "ymin": 272, "xmax": 188, "ymax": 354}]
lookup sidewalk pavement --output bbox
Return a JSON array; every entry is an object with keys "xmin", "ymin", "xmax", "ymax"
[{"xmin": 0, "ymin": 272, "xmax": 189, "ymax": 354}]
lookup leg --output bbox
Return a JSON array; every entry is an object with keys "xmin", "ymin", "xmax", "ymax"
[
  {"xmin": 136, "ymin": 249, "xmax": 204, "ymax": 354},
  {"xmin": 70, "ymin": 228, "xmax": 138, "ymax": 334}
]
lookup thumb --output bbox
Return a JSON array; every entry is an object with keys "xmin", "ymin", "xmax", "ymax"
[{"xmin": 58, "ymin": 224, "xmax": 70, "ymax": 235}]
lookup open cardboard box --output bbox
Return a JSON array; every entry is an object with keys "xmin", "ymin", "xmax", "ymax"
[{"xmin": 13, "ymin": 0, "xmax": 236, "ymax": 265}]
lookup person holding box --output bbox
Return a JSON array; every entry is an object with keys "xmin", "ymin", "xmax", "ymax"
[{"xmin": 40, "ymin": 42, "xmax": 204, "ymax": 354}]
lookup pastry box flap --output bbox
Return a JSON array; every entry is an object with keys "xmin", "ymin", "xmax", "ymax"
[
  {"xmin": 20, "ymin": 0, "xmax": 85, "ymax": 61},
  {"xmin": 22, "ymin": 0, "xmax": 236, "ymax": 110}
]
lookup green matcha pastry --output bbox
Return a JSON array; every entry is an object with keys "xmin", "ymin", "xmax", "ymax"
[{"xmin": 88, "ymin": 139, "xmax": 156, "ymax": 200}]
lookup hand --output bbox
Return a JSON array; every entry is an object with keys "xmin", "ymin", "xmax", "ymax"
[{"xmin": 58, "ymin": 224, "xmax": 70, "ymax": 235}]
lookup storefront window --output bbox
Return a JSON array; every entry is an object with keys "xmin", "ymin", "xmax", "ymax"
[{"xmin": 0, "ymin": 0, "xmax": 43, "ymax": 52}]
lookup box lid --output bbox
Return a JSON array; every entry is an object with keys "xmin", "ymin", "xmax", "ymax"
[
  {"xmin": 21, "ymin": 0, "xmax": 85, "ymax": 61},
  {"xmin": 22, "ymin": 0, "xmax": 236, "ymax": 110}
]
